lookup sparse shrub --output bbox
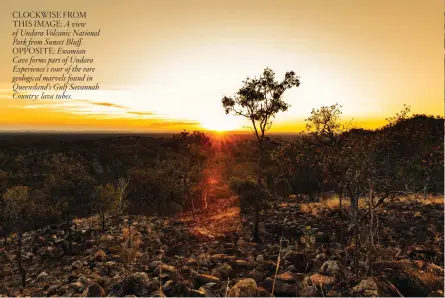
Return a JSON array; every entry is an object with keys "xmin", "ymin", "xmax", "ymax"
[
  {"xmin": 275, "ymin": 179, "xmax": 291, "ymax": 202},
  {"xmin": 121, "ymin": 225, "xmax": 142, "ymax": 265},
  {"xmin": 228, "ymin": 177, "xmax": 243, "ymax": 193},
  {"xmin": 299, "ymin": 226, "xmax": 316, "ymax": 252},
  {"xmin": 94, "ymin": 183, "xmax": 118, "ymax": 233},
  {"xmin": 3, "ymin": 185, "xmax": 35, "ymax": 287},
  {"xmin": 230, "ymin": 178, "xmax": 258, "ymax": 213}
]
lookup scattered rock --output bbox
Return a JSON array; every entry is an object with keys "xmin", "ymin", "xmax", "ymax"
[
  {"xmin": 300, "ymin": 286, "xmax": 319, "ymax": 297},
  {"xmin": 193, "ymin": 274, "xmax": 220, "ymax": 287},
  {"xmin": 108, "ymin": 272, "xmax": 151, "ymax": 296},
  {"xmin": 78, "ymin": 276, "xmax": 89, "ymax": 285},
  {"xmin": 151, "ymin": 290, "xmax": 166, "ymax": 297},
  {"xmin": 350, "ymin": 277, "xmax": 402, "ymax": 297},
  {"xmin": 72, "ymin": 260, "xmax": 83, "ymax": 270},
  {"xmin": 276, "ymin": 271, "xmax": 305, "ymax": 283},
  {"xmin": 190, "ymin": 227, "xmax": 216, "ymax": 241},
  {"xmin": 372, "ymin": 260, "xmax": 444, "ymax": 297},
  {"xmin": 236, "ymin": 239, "xmax": 249, "ymax": 248},
  {"xmin": 211, "ymin": 263, "xmax": 233, "ymax": 279},
  {"xmin": 228, "ymin": 278, "xmax": 258, "ymax": 297},
  {"xmin": 93, "ymin": 249, "xmax": 106, "ymax": 261},
  {"xmin": 109, "ymin": 245, "xmax": 122, "ymax": 254},
  {"xmin": 70, "ymin": 281, "xmax": 86, "ymax": 293},
  {"xmin": 320, "ymin": 260, "xmax": 342, "ymax": 276},
  {"xmin": 36, "ymin": 271, "xmax": 49, "ymax": 282},
  {"xmin": 284, "ymin": 251, "xmax": 310, "ymax": 271},
  {"xmin": 197, "ymin": 253, "xmax": 212, "ymax": 267},
  {"xmin": 309, "ymin": 273, "xmax": 336, "ymax": 291},
  {"xmin": 82, "ymin": 283, "xmax": 105, "ymax": 297},
  {"xmin": 235, "ymin": 259, "xmax": 249, "ymax": 268}
]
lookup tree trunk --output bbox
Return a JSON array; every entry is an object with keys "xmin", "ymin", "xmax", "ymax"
[
  {"xmin": 66, "ymin": 217, "xmax": 73, "ymax": 254},
  {"xmin": 338, "ymin": 183, "xmax": 344, "ymax": 211},
  {"xmin": 4, "ymin": 235, "xmax": 7, "ymax": 246},
  {"xmin": 100, "ymin": 210, "xmax": 105, "ymax": 234},
  {"xmin": 17, "ymin": 227, "xmax": 26, "ymax": 287},
  {"xmin": 431, "ymin": 179, "xmax": 437, "ymax": 196},
  {"xmin": 183, "ymin": 172, "xmax": 195, "ymax": 220},
  {"xmin": 350, "ymin": 186, "xmax": 359, "ymax": 226},
  {"xmin": 202, "ymin": 185, "xmax": 208, "ymax": 210},
  {"xmin": 369, "ymin": 182, "xmax": 374, "ymax": 245},
  {"xmin": 253, "ymin": 144, "xmax": 263, "ymax": 243},
  {"xmin": 339, "ymin": 192, "xmax": 342, "ymax": 210},
  {"xmin": 191, "ymin": 195, "xmax": 196, "ymax": 220}
]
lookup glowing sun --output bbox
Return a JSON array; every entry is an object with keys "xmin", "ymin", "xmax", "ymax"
[{"xmin": 200, "ymin": 115, "xmax": 241, "ymax": 132}]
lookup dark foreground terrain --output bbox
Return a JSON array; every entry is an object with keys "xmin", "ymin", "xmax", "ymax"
[{"xmin": 0, "ymin": 195, "xmax": 443, "ymax": 297}]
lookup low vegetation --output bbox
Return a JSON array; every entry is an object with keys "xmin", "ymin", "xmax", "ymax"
[{"xmin": 0, "ymin": 68, "xmax": 443, "ymax": 296}]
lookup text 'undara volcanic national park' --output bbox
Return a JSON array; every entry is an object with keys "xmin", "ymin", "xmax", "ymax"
[{"xmin": 11, "ymin": 11, "xmax": 101, "ymax": 100}]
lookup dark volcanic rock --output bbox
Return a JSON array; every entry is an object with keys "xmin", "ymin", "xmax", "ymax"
[{"xmin": 372, "ymin": 260, "xmax": 444, "ymax": 297}]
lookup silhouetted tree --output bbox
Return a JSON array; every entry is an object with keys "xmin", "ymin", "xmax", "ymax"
[
  {"xmin": 94, "ymin": 184, "xmax": 118, "ymax": 233},
  {"xmin": 305, "ymin": 103, "xmax": 351, "ymax": 205},
  {"xmin": 43, "ymin": 159, "xmax": 96, "ymax": 254},
  {"xmin": 173, "ymin": 130, "xmax": 212, "ymax": 219},
  {"xmin": 3, "ymin": 186, "xmax": 35, "ymax": 287},
  {"xmin": 222, "ymin": 67, "xmax": 300, "ymax": 241}
]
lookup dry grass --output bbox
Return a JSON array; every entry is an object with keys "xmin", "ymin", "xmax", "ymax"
[
  {"xmin": 299, "ymin": 194, "xmax": 443, "ymax": 216},
  {"xmin": 120, "ymin": 226, "xmax": 142, "ymax": 265},
  {"xmin": 300, "ymin": 196, "xmax": 366, "ymax": 216},
  {"xmin": 395, "ymin": 194, "xmax": 444, "ymax": 206}
]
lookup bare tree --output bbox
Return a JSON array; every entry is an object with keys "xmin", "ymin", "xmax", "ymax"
[{"xmin": 222, "ymin": 67, "xmax": 300, "ymax": 242}]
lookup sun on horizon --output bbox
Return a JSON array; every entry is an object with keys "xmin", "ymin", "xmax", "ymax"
[{"xmin": 199, "ymin": 114, "xmax": 243, "ymax": 132}]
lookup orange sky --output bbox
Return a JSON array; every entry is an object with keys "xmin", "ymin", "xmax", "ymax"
[{"xmin": 0, "ymin": 0, "xmax": 443, "ymax": 132}]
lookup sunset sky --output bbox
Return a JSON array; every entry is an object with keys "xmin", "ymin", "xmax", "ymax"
[{"xmin": 0, "ymin": 0, "xmax": 443, "ymax": 132}]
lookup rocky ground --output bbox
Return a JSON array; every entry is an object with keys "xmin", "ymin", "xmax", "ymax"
[{"xmin": 0, "ymin": 196, "xmax": 443, "ymax": 297}]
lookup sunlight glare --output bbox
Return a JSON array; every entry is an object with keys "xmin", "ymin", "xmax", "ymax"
[{"xmin": 200, "ymin": 114, "xmax": 242, "ymax": 132}]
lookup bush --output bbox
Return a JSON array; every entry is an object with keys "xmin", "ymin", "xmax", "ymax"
[
  {"xmin": 228, "ymin": 177, "xmax": 273, "ymax": 213},
  {"xmin": 275, "ymin": 179, "xmax": 292, "ymax": 202}
]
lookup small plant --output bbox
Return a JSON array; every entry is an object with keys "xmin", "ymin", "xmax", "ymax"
[
  {"xmin": 121, "ymin": 225, "xmax": 142, "ymax": 265},
  {"xmin": 299, "ymin": 225, "xmax": 316, "ymax": 252}
]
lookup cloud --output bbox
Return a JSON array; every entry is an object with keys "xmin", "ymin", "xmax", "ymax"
[
  {"xmin": 76, "ymin": 99, "xmax": 127, "ymax": 109},
  {"xmin": 127, "ymin": 111, "xmax": 155, "ymax": 116},
  {"xmin": 146, "ymin": 120, "xmax": 201, "ymax": 128}
]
